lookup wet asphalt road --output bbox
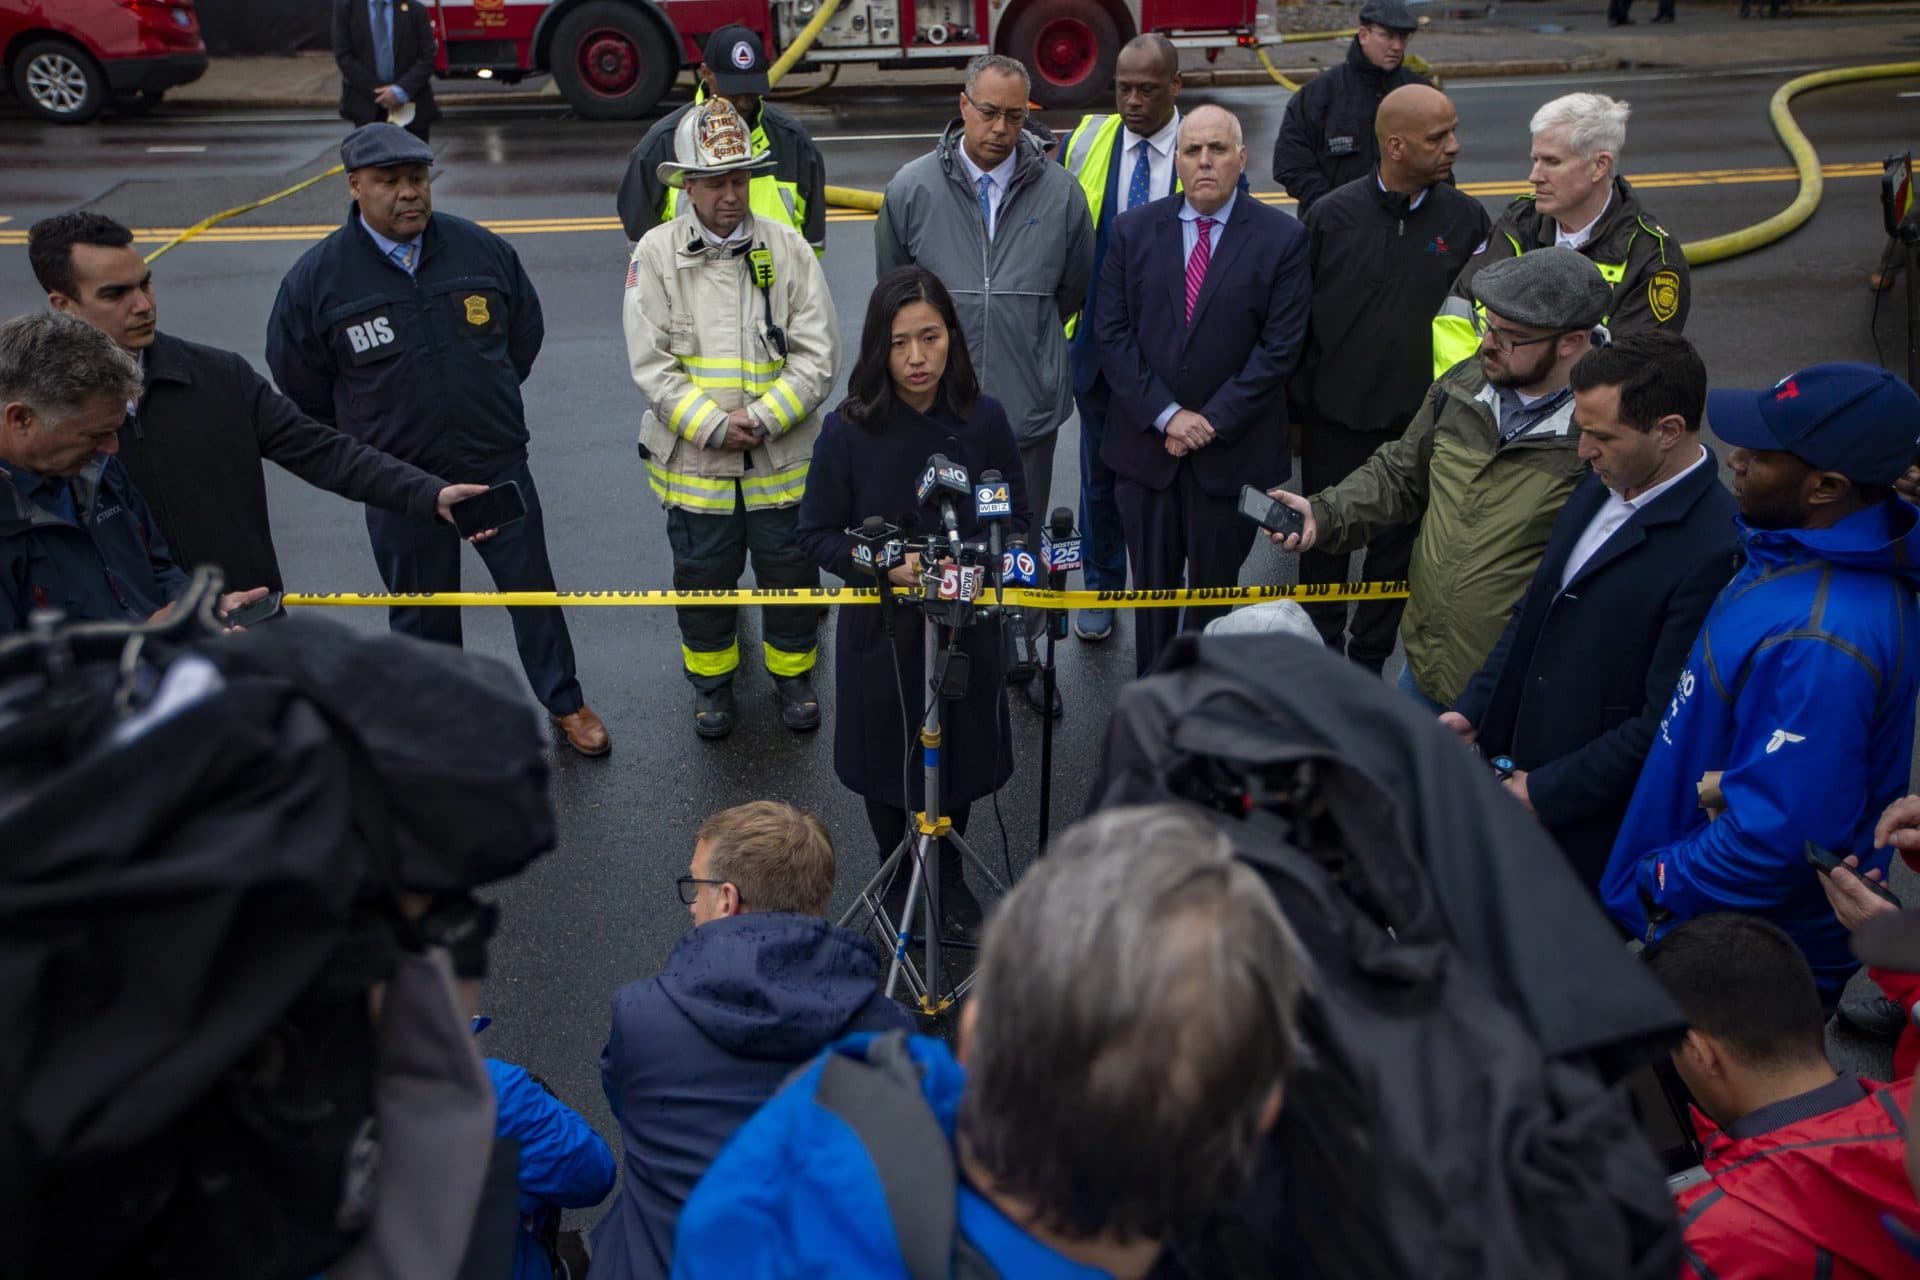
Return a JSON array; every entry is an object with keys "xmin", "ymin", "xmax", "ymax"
[{"xmin": 2, "ymin": 57, "xmax": 1915, "ymax": 1150}]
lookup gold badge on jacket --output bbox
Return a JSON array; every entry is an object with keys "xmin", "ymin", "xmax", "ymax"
[
  {"xmin": 464, "ymin": 295, "xmax": 491, "ymax": 326},
  {"xmin": 1647, "ymin": 270, "xmax": 1681, "ymax": 324}
]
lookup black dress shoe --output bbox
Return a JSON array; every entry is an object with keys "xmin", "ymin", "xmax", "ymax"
[
  {"xmin": 693, "ymin": 685, "xmax": 736, "ymax": 739},
  {"xmin": 773, "ymin": 673, "xmax": 822, "ymax": 731},
  {"xmin": 1023, "ymin": 676, "xmax": 1063, "ymax": 719}
]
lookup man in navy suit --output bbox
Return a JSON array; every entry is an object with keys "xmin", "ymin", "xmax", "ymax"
[
  {"xmin": 1096, "ymin": 104, "xmax": 1311, "ymax": 676},
  {"xmin": 1058, "ymin": 34, "xmax": 1182, "ymax": 644},
  {"xmin": 1442, "ymin": 331, "xmax": 1738, "ymax": 887},
  {"xmin": 333, "ymin": 0, "xmax": 440, "ymax": 142}
]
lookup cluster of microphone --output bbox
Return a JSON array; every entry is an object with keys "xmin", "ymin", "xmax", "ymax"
[{"xmin": 846, "ymin": 454, "xmax": 1084, "ymax": 689}]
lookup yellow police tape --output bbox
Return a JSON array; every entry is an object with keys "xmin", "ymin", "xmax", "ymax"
[
  {"xmin": 284, "ymin": 582, "xmax": 1410, "ymax": 609},
  {"xmin": 143, "ymin": 164, "xmax": 347, "ymax": 265}
]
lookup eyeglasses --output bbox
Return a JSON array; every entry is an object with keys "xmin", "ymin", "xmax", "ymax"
[
  {"xmin": 963, "ymin": 90, "xmax": 1028, "ymax": 128},
  {"xmin": 676, "ymin": 875, "xmax": 728, "ymax": 905},
  {"xmin": 1482, "ymin": 325, "xmax": 1566, "ymax": 356}
]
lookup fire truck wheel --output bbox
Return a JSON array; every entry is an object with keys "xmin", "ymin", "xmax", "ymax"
[
  {"xmin": 1003, "ymin": 0, "xmax": 1120, "ymax": 110},
  {"xmin": 550, "ymin": 0, "xmax": 675, "ymax": 121}
]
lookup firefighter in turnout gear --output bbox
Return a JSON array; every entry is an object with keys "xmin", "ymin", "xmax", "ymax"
[{"xmin": 624, "ymin": 97, "xmax": 841, "ymax": 741}]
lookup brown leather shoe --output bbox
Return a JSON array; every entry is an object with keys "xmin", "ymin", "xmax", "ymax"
[{"xmin": 553, "ymin": 705, "xmax": 611, "ymax": 757}]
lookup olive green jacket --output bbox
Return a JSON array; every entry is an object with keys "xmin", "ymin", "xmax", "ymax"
[{"xmin": 1308, "ymin": 361, "xmax": 1588, "ymax": 705}]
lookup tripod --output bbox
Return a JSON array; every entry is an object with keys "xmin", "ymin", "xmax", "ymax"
[{"xmin": 839, "ymin": 603, "xmax": 1008, "ymax": 1016}]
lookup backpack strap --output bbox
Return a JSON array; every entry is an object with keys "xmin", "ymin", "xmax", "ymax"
[{"xmin": 815, "ymin": 1031, "xmax": 960, "ymax": 1280}]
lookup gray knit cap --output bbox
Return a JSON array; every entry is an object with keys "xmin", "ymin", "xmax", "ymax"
[{"xmin": 1470, "ymin": 247, "xmax": 1611, "ymax": 330}]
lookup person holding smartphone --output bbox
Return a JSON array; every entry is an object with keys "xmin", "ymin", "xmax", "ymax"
[{"xmin": 795, "ymin": 267, "xmax": 1030, "ymax": 939}]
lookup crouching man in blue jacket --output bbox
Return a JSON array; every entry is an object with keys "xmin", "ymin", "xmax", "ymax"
[
  {"xmin": 1602, "ymin": 364, "xmax": 1920, "ymax": 995},
  {"xmin": 484, "ymin": 1055, "xmax": 616, "ymax": 1280},
  {"xmin": 669, "ymin": 805, "xmax": 1311, "ymax": 1280}
]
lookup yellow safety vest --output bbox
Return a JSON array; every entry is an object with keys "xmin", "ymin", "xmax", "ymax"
[
  {"xmin": 1060, "ymin": 112, "xmax": 1180, "ymax": 340},
  {"xmin": 1430, "ymin": 231, "xmax": 1630, "ymax": 378}
]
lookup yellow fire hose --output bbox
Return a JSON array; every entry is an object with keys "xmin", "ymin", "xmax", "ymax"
[
  {"xmin": 1681, "ymin": 61, "xmax": 1920, "ymax": 266},
  {"xmin": 767, "ymin": 0, "xmax": 844, "ymax": 84}
]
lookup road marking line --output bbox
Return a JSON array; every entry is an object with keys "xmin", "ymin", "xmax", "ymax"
[
  {"xmin": 814, "ymin": 132, "xmax": 942, "ymax": 144},
  {"xmin": 1451, "ymin": 62, "xmax": 1834, "ymax": 90},
  {"xmin": 0, "ymin": 162, "xmax": 1882, "ymax": 246},
  {"xmin": 146, "ymin": 145, "xmax": 208, "ymax": 154}
]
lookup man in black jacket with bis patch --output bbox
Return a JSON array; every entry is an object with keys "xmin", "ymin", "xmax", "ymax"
[
  {"xmin": 1291, "ymin": 84, "xmax": 1489, "ymax": 672},
  {"xmin": 29, "ymin": 211, "xmax": 481, "ymax": 596}
]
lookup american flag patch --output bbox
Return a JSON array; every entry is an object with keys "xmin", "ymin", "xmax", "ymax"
[{"xmin": 625, "ymin": 258, "xmax": 639, "ymax": 289}]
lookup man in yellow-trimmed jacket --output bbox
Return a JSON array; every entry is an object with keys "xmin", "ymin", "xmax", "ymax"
[{"xmin": 624, "ymin": 97, "xmax": 840, "ymax": 741}]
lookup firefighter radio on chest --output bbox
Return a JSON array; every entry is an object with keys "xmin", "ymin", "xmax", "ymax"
[{"xmin": 748, "ymin": 246, "xmax": 788, "ymax": 360}]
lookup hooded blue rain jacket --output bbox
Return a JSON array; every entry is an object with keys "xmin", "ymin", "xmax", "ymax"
[
  {"xmin": 1601, "ymin": 500, "xmax": 1920, "ymax": 989},
  {"xmin": 670, "ymin": 1033, "xmax": 1112, "ymax": 1280},
  {"xmin": 590, "ymin": 915, "xmax": 911, "ymax": 1280}
]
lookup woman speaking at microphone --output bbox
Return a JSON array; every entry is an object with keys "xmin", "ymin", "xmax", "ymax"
[{"xmin": 796, "ymin": 265, "xmax": 1030, "ymax": 939}]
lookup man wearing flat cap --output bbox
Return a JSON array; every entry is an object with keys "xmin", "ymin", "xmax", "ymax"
[
  {"xmin": 616, "ymin": 25, "xmax": 826, "ymax": 257},
  {"xmin": 1601, "ymin": 363, "xmax": 1920, "ymax": 998},
  {"xmin": 268, "ymin": 122, "xmax": 612, "ymax": 758},
  {"xmin": 624, "ymin": 97, "xmax": 839, "ymax": 741},
  {"xmin": 1271, "ymin": 0, "xmax": 1431, "ymax": 219},
  {"xmin": 1268, "ymin": 246, "xmax": 1609, "ymax": 710}
]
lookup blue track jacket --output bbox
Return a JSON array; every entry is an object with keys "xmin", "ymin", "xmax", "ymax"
[
  {"xmin": 1601, "ymin": 500, "xmax": 1920, "ymax": 989},
  {"xmin": 670, "ymin": 1034, "xmax": 1110, "ymax": 1280}
]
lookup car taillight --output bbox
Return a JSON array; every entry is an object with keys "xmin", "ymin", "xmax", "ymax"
[{"xmin": 119, "ymin": 0, "xmax": 197, "ymax": 30}]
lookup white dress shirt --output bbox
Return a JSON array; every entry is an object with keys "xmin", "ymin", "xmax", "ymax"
[
  {"xmin": 957, "ymin": 145, "xmax": 1018, "ymax": 238},
  {"xmin": 1560, "ymin": 445, "xmax": 1708, "ymax": 591},
  {"xmin": 1116, "ymin": 111, "xmax": 1180, "ymax": 209},
  {"xmin": 1555, "ymin": 193, "xmax": 1613, "ymax": 250}
]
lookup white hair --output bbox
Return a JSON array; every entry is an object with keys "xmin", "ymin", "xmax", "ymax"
[{"xmin": 1529, "ymin": 92, "xmax": 1629, "ymax": 160}]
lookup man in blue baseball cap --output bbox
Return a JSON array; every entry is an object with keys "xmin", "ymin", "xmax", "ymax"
[{"xmin": 1601, "ymin": 362, "xmax": 1920, "ymax": 996}]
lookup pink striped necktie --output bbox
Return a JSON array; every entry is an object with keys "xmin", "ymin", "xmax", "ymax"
[{"xmin": 1185, "ymin": 217, "xmax": 1215, "ymax": 324}]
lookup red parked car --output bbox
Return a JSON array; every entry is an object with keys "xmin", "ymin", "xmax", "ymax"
[{"xmin": 3, "ymin": 0, "xmax": 207, "ymax": 123}]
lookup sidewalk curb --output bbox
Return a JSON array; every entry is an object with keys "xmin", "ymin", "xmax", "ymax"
[
  {"xmin": 1193, "ymin": 53, "xmax": 1621, "ymax": 88},
  {"xmin": 175, "ymin": 52, "xmax": 1617, "ymax": 112}
]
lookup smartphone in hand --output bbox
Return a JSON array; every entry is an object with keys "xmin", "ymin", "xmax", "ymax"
[
  {"xmin": 222, "ymin": 590, "xmax": 284, "ymax": 628},
  {"xmin": 449, "ymin": 481, "xmax": 528, "ymax": 538},
  {"xmin": 1805, "ymin": 841, "xmax": 1904, "ymax": 906},
  {"xmin": 1237, "ymin": 485, "xmax": 1304, "ymax": 539}
]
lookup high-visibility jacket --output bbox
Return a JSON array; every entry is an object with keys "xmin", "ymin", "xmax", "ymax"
[
  {"xmin": 1058, "ymin": 112, "xmax": 1180, "ymax": 341},
  {"xmin": 1431, "ymin": 177, "xmax": 1688, "ymax": 377},
  {"xmin": 622, "ymin": 209, "xmax": 840, "ymax": 514},
  {"xmin": 615, "ymin": 87, "xmax": 825, "ymax": 255}
]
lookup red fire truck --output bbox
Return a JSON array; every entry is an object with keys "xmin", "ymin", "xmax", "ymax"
[{"xmin": 427, "ymin": 0, "xmax": 1269, "ymax": 119}]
